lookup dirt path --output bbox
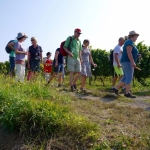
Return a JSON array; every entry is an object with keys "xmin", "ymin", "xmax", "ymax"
[{"xmin": 61, "ymin": 89, "xmax": 150, "ymax": 111}]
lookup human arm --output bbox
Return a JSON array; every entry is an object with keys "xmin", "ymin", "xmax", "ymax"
[
  {"xmin": 7, "ymin": 42, "xmax": 15, "ymax": 51},
  {"xmin": 127, "ymin": 46, "xmax": 136, "ymax": 68},
  {"xmin": 114, "ymin": 53, "xmax": 121, "ymax": 68},
  {"xmin": 114, "ymin": 47, "xmax": 121, "ymax": 68},
  {"xmin": 63, "ymin": 37, "xmax": 73, "ymax": 57},
  {"xmin": 89, "ymin": 52, "xmax": 97, "ymax": 67},
  {"xmin": 27, "ymin": 51, "xmax": 31, "ymax": 69},
  {"xmin": 14, "ymin": 42, "xmax": 27, "ymax": 54},
  {"xmin": 79, "ymin": 50, "xmax": 82, "ymax": 63},
  {"xmin": 40, "ymin": 46, "xmax": 43, "ymax": 63},
  {"xmin": 54, "ymin": 51, "xmax": 59, "ymax": 67}
]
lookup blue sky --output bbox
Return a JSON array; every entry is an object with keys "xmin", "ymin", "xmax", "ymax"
[{"xmin": 0, "ymin": 0, "xmax": 149, "ymax": 62}]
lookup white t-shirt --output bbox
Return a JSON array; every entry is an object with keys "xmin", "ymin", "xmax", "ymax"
[{"xmin": 113, "ymin": 45, "xmax": 123, "ymax": 66}]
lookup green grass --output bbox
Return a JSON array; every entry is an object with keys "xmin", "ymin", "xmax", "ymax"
[
  {"xmin": 0, "ymin": 75, "xmax": 99, "ymax": 149},
  {"xmin": 0, "ymin": 74, "xmax": 150, "ymax": 149}
]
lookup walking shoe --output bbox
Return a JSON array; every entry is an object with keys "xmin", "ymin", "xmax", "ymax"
[
  {"xmin": 80, "ymin": 88, "xmax": 87, "ymax": 92},
  {"xmin": 71, "ymin": 85, "xmax": 75, "ymax": 92},
  {"xmin": 73, "ymin": 84, "xmax": 78, "ymax": 91},
  {"xmin": 113, "ymin": 88, "xmax": 119, "ymax": 95},
  {"xmin": 124, "ymin": 93, "xmax": 136, "ymax": 98},
  {"xmin": 58, "ymin": 83, "xmax": 62, "ymax": 88},
  {"xmin": 110, "ymin": 87, "xmax": 115, "ymax": 91},
  {"xmin": 45, "ymin": 81, "xmax": 50, "ymax": 86}
]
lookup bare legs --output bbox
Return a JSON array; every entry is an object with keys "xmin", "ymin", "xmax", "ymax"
[
  {"xmin": 49, "ymin": 73, "xmax": 63, "ymax": 84},
  {"xmin": 69, "ymin": 72, "xmax": 80, "ymax": 86},
  {"xmin": 81, "ymin": 75, "xmax": 86, "ymax": 89}
]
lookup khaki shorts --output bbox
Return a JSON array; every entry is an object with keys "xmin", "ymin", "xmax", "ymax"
[
  {"xmin": 114, "ymin": 66, "xmax": 124, "ymax": 76},
  {"xmin": 67, "ymin": 56, "xmax": 81, "ymax": 72}
]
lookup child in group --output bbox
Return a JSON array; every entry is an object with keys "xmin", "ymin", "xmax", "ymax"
[
  {"xmin": 80, "ymin": 39, "xmax": 97, "ymax": 91},
  {"xmin": 43, "ymin": 52, "xmax": 53, "ymax": 82}
]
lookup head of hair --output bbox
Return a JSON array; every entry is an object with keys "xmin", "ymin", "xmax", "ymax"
[
  {"xmin": 17, "ymin": 36, "xmax": 26, "ymax": 41},
  {"xmin": 83, "ymin": 39, "xmax": 90, "ymax": 44},
  {"xmin": 31, "ymin": 37, "xmax": 37, "ymax": 43},
  {"xmin": 46, "ymin": 52, "xmax": 51, "ymax": 56}
]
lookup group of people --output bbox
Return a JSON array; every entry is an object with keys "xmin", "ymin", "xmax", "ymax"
[
  {"xmin": 7, "ymin": 28, "xmax": 140, "ymax": 97},
  {"xmin": 7, "ymin": 28, "xmax": 97, "ymax": 91},
  {"xmin": 110, "ymin": 31, "xmax": 141, "ymax": 98}
]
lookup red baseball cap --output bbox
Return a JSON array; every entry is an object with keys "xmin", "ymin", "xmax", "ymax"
[{"xmin": 74, "ymin": 28, "xmax": 82, "ymax": 34}]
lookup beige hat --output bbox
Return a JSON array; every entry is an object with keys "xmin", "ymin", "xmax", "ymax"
[
  {"xmin": 31, "ymin": 37, "xmax": 37, "ymax": 42},
  {"xmin": 128, "ymin": 31, "xmax": 139, "ymax": 36}
]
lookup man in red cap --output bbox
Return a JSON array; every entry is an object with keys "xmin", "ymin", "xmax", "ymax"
[{"xmin": 64, "ymin": 28, "xmax": 82, "ymax": 91}]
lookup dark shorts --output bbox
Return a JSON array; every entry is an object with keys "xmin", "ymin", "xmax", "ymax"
[
  {"xmin": 9, "ymin": 57, "xmax": 15, "ymax": 71},
  {"xmin": 54, "ymin": 63, "xmax": 64, "ymax": 73},
  {"xmin": 30, "ymin": 59, "xmax": 40, "ymax": 72}
]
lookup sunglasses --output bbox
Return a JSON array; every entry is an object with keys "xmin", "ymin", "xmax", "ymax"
[
  {"xmin": 76, "ymin": 32, "xmax": 81, "ymax": 35},
  {"xmin": 31, "ymin": 40, "xmax": 35, "ymax": 42}
]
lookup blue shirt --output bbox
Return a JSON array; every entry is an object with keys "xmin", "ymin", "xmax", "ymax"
[
  {"xmin": 29, "ymin": 45, "xmax": 43, "ymax": 60},
  {"xmin": 121, "ymin": 39, "xmax": 138, "ymax": 63},
  {"xmin": 53, "ymin": 48, "xmax": 64, "ymax": 64}
]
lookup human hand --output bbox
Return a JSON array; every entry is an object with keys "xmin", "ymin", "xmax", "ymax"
[
  {"xmin": 93, "ymin": 63, "xmax": 97, "ymax": 67},
  {"xmin": 69, "ymin": 52, "xmax": 73, "ymax": 57},
  {"xmin": 132, "ymin": 62, "xmax": 136, "ymax": 68},
  {"xmin": 117, "ymin": 63, "xmax": 121, "ymax": 68},
  {"xmin": 28, "ymin": 64, "xmax": 30, "ymax": 69},
  {"xmin": 55, "ymin": 62, "xmax": 58, "ymax": 67},
  {"xmin": 24, "ymin": 51, "xmax": 28, "ymax": 55}
]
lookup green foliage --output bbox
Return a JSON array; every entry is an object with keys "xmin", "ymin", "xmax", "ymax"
[
  {"xmin": 91, "ymin": 49, "xmax": 111, "ymax": 78},
  {"xmin": 91, "ymin": 42, "xmax": 150, "ymax": 86},
  {"xmin": 134, "ymin": 42, "xmax": 150, "ymax": 85},
  {"xmin": 0, "ymin": 61, "xmax": 9, "ymax": 74}
]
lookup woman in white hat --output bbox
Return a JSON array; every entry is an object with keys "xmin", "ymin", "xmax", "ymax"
[
  {"xmin": 14, "ymin": 33, "xmax": 28, "ymax": 82},
  {"xmin": 114, "ymin": 31, "xmax": 139, "ymax": 98}
]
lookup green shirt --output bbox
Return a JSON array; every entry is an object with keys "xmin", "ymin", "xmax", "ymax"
[
  {"xmin": 9, "ymin": 50, "xmax": 16, "ymax": 57},
  {"xmin": 9, "ymin": 40, "xmax": 17, "ymax": 57},
  {"xmin": 64, "ymin": 36, "xmax": 82, "ymax": 60}
]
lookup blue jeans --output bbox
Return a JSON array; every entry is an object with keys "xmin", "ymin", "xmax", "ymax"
[
  {"xmin": 54, "ymin": 63, "xmax": 64, "ymax": 73},
  {"xmin": 30, "ymin": 59, "xmax": 40, "ymax": 72},
  {"xmin": 9, "ymin": 56, "xmax": 15, "ymax": 71},
  {"xmin": 121, "ymin": 62, "xmax": 134, "ymax": 84}
]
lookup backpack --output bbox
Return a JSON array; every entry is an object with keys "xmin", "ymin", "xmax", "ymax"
[
  {"xmin": 60, "ymin": 36, "xmax": 72, "ymax": 56},
  {"xmin": 5, "ymin": 40, "xmax": 15, "ymax": 54},
  {"xmin": 110, "ymin": 50, "xmax": 114, "ymax": 65}
]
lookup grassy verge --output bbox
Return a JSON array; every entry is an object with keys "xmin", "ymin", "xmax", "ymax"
[
  {"xmin": 0, "ymin": 76, "xmax": 99, "ymax": 149},
  {"xmin": 0, "ymin": 75, "xmax": 150, "ymax": 149}
]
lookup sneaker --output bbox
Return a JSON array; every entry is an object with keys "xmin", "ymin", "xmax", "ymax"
[
  {"xmin": 73, "ymin": 84, "xmax": 78, "ymax": 91},
  {"xmin": 124, "ymin": 93, "xmax": 136, "ymax": 98},
  {"xmin": 113, "ymin": 88, "xmax": 119, "ymax": 95},
  {"xmin": 80, "ymin": 88, "xmax": 87, "ymax": 92},
  {"xmin": 45, "ymin": 81, "xmax": 50, "ymax": 86},
  {"xmin": 58, "ymin": 83, "xmax": 62, "ymax": 88},
  {"xmin": 110, "ymin": 87, "xmax": 115, "ymax": 91},
  {"xmin": 71, "ymin": 86, "xmax": 75, "ymax": 92}
]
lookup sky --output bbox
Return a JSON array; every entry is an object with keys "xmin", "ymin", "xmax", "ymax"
[{"xmin": 0, "ymin": 0, "xmax": 150, "ymax": 62}]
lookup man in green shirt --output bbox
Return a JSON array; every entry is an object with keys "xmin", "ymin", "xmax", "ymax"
[{"xmin": 64, "ymin": 28, "xmax": 82, "ymax": 91}]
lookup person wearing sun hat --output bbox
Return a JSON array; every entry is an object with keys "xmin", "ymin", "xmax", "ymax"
[
  {"xmin": 64, "ymin": 28, "xmax": 82, "ymax": 91},
  {"xmin": 113, "ymin": 31, "xmax": 139, "ymax": 98},
  {"xmin": 14, "ymin": 32, "xmax": 28, "ymax": 82}
]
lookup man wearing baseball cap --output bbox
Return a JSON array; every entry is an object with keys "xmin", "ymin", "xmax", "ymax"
[{"xmin": 64, "ymin": 28, "xmax": 82, "ymax": 91}]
